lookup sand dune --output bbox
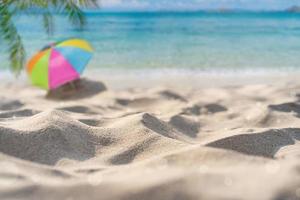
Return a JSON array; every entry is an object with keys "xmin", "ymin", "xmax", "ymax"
[{"xmin": 0, "ymin": 78, "xmax": 300, "ymax": 199}]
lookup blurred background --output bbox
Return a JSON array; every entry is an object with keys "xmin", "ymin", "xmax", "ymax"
[{"xmin": 1, "ymin": 0, "xmax": 300, "ymax": 77}]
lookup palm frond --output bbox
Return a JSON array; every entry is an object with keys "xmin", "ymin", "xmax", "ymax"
[
  {"xmin": 43, "ymin": 11, "xmax": 54, "ymax": 35},
  {"xmin": 77, "ymin": 0, "xmax": 99, "ymax": 8},
  {"xmin": 60, "ymin": 1, "xmax": 87, "ymax": 29},
  {"xmin": 0, "ymin": 3, "xmax": 25, "ymax": 76}
]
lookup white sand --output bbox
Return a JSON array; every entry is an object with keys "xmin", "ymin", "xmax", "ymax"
[{"xmin": 0, "ymin": 75, "xmax": 300, "ymax": 200}]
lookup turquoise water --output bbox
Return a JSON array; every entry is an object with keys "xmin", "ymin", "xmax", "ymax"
[{"xmin": 2, "ymin": 11, "xmax": 300, "ymax": 73}]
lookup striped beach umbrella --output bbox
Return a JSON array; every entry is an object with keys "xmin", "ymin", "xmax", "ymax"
[{"xmin": 27, "ymin": 38, "xmax": 93, "ymax": 90}]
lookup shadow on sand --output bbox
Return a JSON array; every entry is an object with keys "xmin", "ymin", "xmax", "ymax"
[
  {"xmin": 206, "ymin": 128, "xmax": 300, "ymax": 158},
  {"xmin": 46, "ymin": 78, "xmax": 107, "ymax": 100},
  {"xmin": 268, "ymin": 94, "xmax": 300, "ymax": 118}
]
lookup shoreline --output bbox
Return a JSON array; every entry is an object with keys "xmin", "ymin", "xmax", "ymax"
[{"xmin": 1, "ymin": 68, "xmax": 300, "ymax": 89}]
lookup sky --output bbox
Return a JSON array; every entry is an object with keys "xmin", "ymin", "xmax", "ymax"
[{"xmin": 99, "ymin": 0, "xmax": 300, "ymax": 11}]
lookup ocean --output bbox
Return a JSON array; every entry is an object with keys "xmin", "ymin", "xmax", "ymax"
[{"xmin": 2, "ymin": 11, "xmax": 300, "ymax": 74}]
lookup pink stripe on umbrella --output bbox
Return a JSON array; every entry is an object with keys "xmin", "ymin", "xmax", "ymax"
[{"xmin": 49, "ymin": 49, "xmax": 80, "ymax": 89}]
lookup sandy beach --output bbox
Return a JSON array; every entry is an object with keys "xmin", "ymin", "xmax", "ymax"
[{"xmin": 0, "ymin": 74, "xmax": 300, "ymax": 200}]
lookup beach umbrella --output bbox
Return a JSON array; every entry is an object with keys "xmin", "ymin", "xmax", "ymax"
[{"xmin": 27, "ymin": 38, "xmax": 93, "ymax": 90}]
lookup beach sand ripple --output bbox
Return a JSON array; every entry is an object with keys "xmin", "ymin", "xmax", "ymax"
[{"xmin": 0, "ymin": 79, "xmax": 300, "ymax": 200}]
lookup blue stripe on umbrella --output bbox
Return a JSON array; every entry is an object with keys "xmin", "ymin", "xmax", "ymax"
[{"xmin": 54, "ymin": 47, "xmax": 93, "ymax": 74}]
